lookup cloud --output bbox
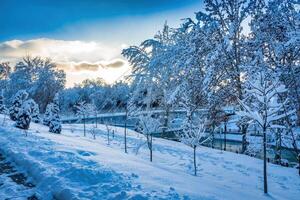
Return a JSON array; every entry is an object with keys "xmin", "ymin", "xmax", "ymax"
[
  {"xmin": 71, "ymin": 59, "xmax": 125, "ymax": 72},
  {"xmin": 73, "ymin": 62, "xmax": 101, "ymax": 71},
  {"xmin": 105, "ymin": 60, "xmax": 125, "ymax": 68},
  {"xmin": 55, "ymin": 59, "xmax": 126, "ymax": 72},
  {"xmin": 0, "ymin": 38, "xmax": 131, "ymax": 87},
  {"xmin": 0, "ymin": 38, "xmax": 122, "ymax": 62}
]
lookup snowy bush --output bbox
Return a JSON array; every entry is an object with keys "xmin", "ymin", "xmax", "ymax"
[
  {"xmin": 9, "ymin": 90, "xmax": 28, "ymax": 121},
  {"xmin": 43, "ymin": 103, "xmax": 52, "ymax": 126},
  {"xmin": 26, "ymin": 99, "xmax": 40, "ymax": 123},
  {"xmin": 15, "ymin": 100, "xmax": 32, "ymax": 130},
  {"xmin": 48, "ymin": 94, "xmax": 62, "ymax": 134},
  {"xmin": 31, "ymin": 101, "xmax": 41, "ymax": 123}
]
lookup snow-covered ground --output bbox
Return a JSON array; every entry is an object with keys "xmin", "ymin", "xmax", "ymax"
[
  {"xmin": 0, "ymin": 114, "xmax": 299, "ymax": 200},
  {"xmin": 0, "ymin": 152, "xmax": 37, "ymax": 200}
]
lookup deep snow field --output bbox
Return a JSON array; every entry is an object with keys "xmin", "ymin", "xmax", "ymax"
[{"xmin": 0, "ymin": 114, "xmax": 299, "ymax": 200}]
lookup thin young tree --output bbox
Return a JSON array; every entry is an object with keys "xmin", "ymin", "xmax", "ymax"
[
  {"xmin": 105, "ymin": 123, "xmax": 112, "ymax": 145},
  {"xmin": 136, "ymin": 114, "xmax": 161, "ymax": 162},
  {"xmin": 124, "ymin": 105, "xmax": 128, "ymax": 153},
  {"xmin": 176, "ymin": 82, "xmax": 210, "ymax": 176},
  {"xmin": 75, "ymin": 102, "xmax": 94, "ymax": 137},
  {"xmin": 75, "ymin": 101, "xmax": 87, "ymax": 136},
  {"xmin": 238, "ymin": 72, "xmax": 295, "ymax": 194},
  {"xmin": 179, "ymin": 116, "xmax": 209, "ymax": 176}
]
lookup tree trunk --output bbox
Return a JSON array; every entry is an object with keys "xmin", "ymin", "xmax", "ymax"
[
  {"xmin": 297, "ymin": 109, "xmax": 300, "ymax": 127},
  {"xmin": 275, "ymin": 129, "xmax": 281, "ymax": 164},
  {"xmin": 194, "ymin": 145, "xmax": 197, "ymax": 176},
  {"xmin": 211, "ymin": 125, "xmax": 215, "ymax": 149},
  {"xmin": 162, "ymin": 105, "xmax": 170, "ymax": 136},
  {"xmin": 2, "ymin": 113, "xmax": 6, "ymax": 126},
  {"xmin": 83, "ymin": 115, "xmax": 86, "ymax": 137},
  {"xmin": 95, "ymin": 112, "xmax": 98, "ymax": 128},
  {"xmin": 124, "ymin": 108, "xmax": 128, "ymax": 153},
  {"xmin": 150, "ymin": 134, "xmax": 153, "ymax": 162},
  {"xmin": 107, "ymin": 129, "xmax": 110, "ymax": 145},
  {"xmin": 263, "ymin": 127, "xmax": 268, "ymax": 194},
  {"xmin": 224, "ymin": 123, "xmax": 227, "ymax": 151},
  {"xmin": 298, "ymin": 154, "xmax": 300, "ymax": 176},
  {"xmin": 241, "ymin": 125, "xmax": 247, "ymax": 153},
  {"xmin": 220, "ymin": 128, "xmax": 223, "ymax": 151}
]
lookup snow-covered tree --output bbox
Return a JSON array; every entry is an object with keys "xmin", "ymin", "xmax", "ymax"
[
  {"xmin": 43, "ymin": 103, "xmax": 52, "ymax": 126},
  {"xmin": 0, "ymin": 89, "xmax": 7, "ymax": 114},
  {"xmin": 0, "ymin": 62, "xmax": 11, "ymax": 91},
  {"xmin": 0, "ymin": 62, "xmax": 11, "ymax": 80},
  {"xmin": 7, "ymin": 56, "xmax": 66, "ymax": 113},
  {"xmin": 31, "ymin": 101, "xmax": 40, "ymax": 123},
  {"xmin": 25, "ymin": 99, "xmax": 40, "ymax": 123},
  {"xmin": 15, "ymin": 100, "xmax": 32, "ymax": 130},
  {"xmin": 136, "ymin": 114, "xmax": 161, "ymax": 162},
  {"xmin": 74, "ymin": 101, "xmax": 95, "ymax": 137},
  {"xmin": 238, "ymin": 72, "xmax": 295, "ymax": 194},
  {"xmin": 123, "ymin": 23, "xmax": 180, "ymax": 133},
  {"xmin": 180, "ymin": 117, "xmax": 209, "ymax": 176},
  {"xmin": 48, "ymin": 94, "xmax": 62, "ymax": 134},
  {"xmin": 30, "ymin": 57, "xmax": 66, "ymax": 112},
  {"xmin": 283, "ymin": 124, "xmax": 300, "ymax": 165},
  {"xmin": 175, "ymin": 82, "xmax": 210, "ymax": 175},
  {"xmin": 197, "ymin": 0, "xmax": 259, "ymax": 153},
  {"xmin": 120, "ymin": 0, "xmax": 299, "ymax": 175},
  {"xmin": 9, "ymin": 90, "xmax": 28, "ymax": 121},
  {"xmin": 7, "ymin": 61, "xmax": 32, "ymax": 100},
  {"xmin": 85, "ymin": 102, "xmax": 97, "ymax": 126},
  {"xmin": 249, "ymin": 0, "xmax": 300, "ymax": 126}
]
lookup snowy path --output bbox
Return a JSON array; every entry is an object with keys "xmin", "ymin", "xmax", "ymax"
[
  {"xmin": 0, "ymin": 153, "xmax": 37, "ymax": 200},
  {"xmin": 0, "ymin": 115, "xmax": 299, "ymax": 199}
]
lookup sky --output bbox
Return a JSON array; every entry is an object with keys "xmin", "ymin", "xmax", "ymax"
[{"xmin": 0, "ymin": 0, "xmax": 202, "ymax": 87}]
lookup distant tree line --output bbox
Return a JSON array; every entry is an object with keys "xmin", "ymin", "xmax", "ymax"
[
  {"xmin": 0, "ymin": 56, "xmax": 65, "ymax": 112},
  {"xmin": 0, "ymin": 56, "xmax": 131, "ymax": 115}
]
